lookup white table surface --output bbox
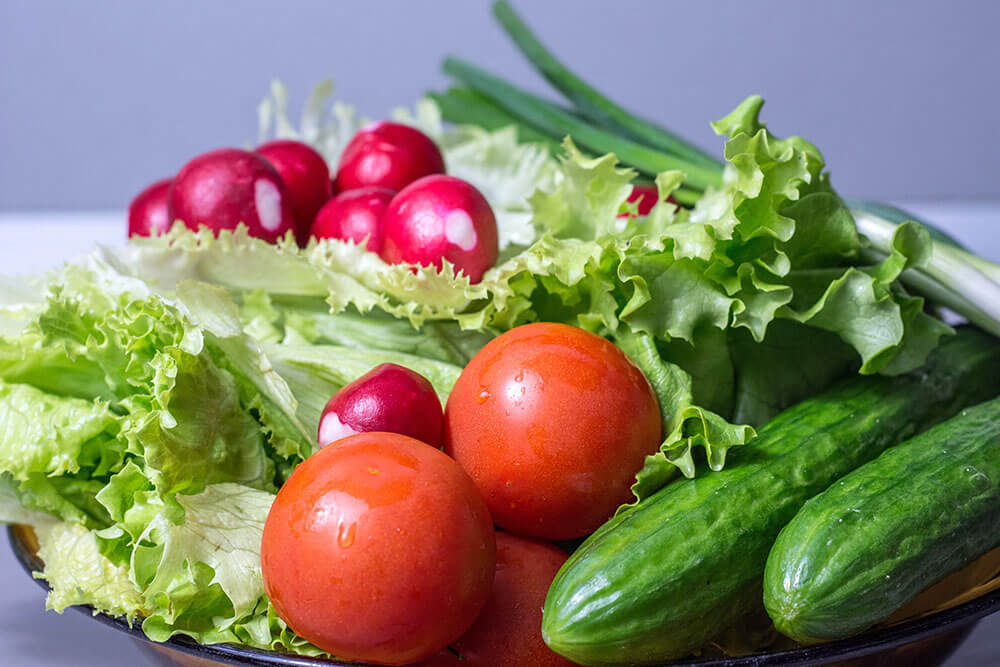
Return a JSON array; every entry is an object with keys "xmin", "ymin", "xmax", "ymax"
[{"xmin": 1, "ymin": 203, "xmax": 998, "ymax": 666}]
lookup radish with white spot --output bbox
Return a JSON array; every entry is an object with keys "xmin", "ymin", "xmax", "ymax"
[
  {"xmin": 168, "ymin": 148, "xmax": 296, "ymax": 243},
  {"xmin": 380, "ymin": 175, "xmax": 499, "ymax": 283},
  {"xmin": 256, "ymin": 139, "xmax": 332, "ymax": 246},
  {"xmin": 127, "ymin": 178, "xmax": 173, "ymax": 237},
  {"xmin": 335, "ymin": 121, "xmax": 445, "ymax": 192},
  {"xmin": 318, "ymin": 363, "xmax": 444, "ymax": 449},
  {"xmin": 310, "ymin": 186, "xmax": 395, "ymax": 251}
]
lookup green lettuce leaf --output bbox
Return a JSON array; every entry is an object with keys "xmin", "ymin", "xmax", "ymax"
[
  {"xmin": 0, "ymin": 381, "xmax": 119, "ymax": 481},
  {"xmin": 138, "ymin": 484, "xmax": 274, "ymax": 641},
  {"xmin": 34, "ymin": 521, "xmax": 147, "ymax": 622}
]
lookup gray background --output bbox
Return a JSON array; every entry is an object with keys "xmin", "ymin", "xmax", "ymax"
[{"xmin": 1, "ymin": 0, "xmax": 999, "ymax": 211}]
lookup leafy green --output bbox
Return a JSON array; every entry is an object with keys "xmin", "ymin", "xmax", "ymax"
[
  {"xmin": 139, "ymin": 484, "xmax": 274, "ymax": 641},
  {"xmin": 34, "ymin": 521, "xmax": 148, "ymax": 622},
  {"xmin": 0, "ymin": 381, "xmax": 119, "ymax": 480}
]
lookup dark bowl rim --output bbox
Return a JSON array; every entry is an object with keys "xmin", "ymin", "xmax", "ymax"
[{"xmin": 8, "ymin": 524, "xmax": 1000, "ymax": 666}]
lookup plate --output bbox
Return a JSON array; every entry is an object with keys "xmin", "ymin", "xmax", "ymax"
[{"xmin": 9, "ymin": 524, "xmax": 1000, "ymax": 667}]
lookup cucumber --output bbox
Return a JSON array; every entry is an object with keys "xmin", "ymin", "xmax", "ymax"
[
  {"xmin": 764, "ymin": 396, "xmax": 1000, "ymax": 643},
  {"xmin": 541, "ymin": 328, "xmax": 1000, "ymax": 666}
]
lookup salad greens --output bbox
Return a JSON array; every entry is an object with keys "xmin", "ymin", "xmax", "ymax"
[{"xmin": 2, "ymin": 1, "xmax": 999, "ymax": 655}]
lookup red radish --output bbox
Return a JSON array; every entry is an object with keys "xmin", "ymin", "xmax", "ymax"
[
  {"xmin": 318, "ymin": 363, "xmax": 444, "ymax": 448},
  {"xmin": 380, "ymin": 175, "xmax": 499, "ymax": 283},
  {"xmin": 256, "ymin": 139, "xmax": 332, "ymax": 246},
  {"xmin": 335, "ymin": 121, "xmax": 445, "ymax": 192},
  {"xmin": 311, "ymin": 186, "xmax": 395, "ymax": 251},
  {"xmin": 168, "ymin": 148, "xmax": 296, "ymax": 243},
  {"xmin": 618, "ymin": 183, "xmax": 676, "ymax": 218},
  {"xmin": 127, "ymin": 178, "xmax": 173, "ymax": 237}
]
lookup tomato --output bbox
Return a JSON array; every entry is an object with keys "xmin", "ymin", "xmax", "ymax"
[
  {"xmin": 261, "ymin": 433, "xmax": 496, "ymax": 666},
  {"xmin": 420, "ymin": 532, "xmax": 576, "ymax": 667},
  {"xmin": 444, "ymin": 322, "xmax": 661, "ymax": 540}
]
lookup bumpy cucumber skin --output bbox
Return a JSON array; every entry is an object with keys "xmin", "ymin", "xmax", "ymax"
[
  {"xmin": 542, "ymin": 329, "xmax": 1000, "ymax": 666},
  {"xmin": 764, "ymin": 397, "xmax": 1000, "ymax": 643}
]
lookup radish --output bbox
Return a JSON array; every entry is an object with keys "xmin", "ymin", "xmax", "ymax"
[
  {"xmin": 127, "ymin": 178, "xmax": 173, "ymax": 237},
  {"xmin": 318, "ymin": 363, "xmax": 444, "ymax": 448},
  {"xmin": 168, "ymin": 148, "xmax": 296, "ymax": 243},
  {"xmin": 256, "ymin": 139, "xmax": 332, "ymax": 246},
  {"xmin": 380, "ymin": 175, "xmax": 498, "ymax": 283},
  {"xmin": 335, "ymin": 121, "xmax": 445, "ymax": 192},
  {"xmin": 618, "ymin": 183, "xmax": 677, "ymax": 218},
  {"xmin": 310, "ymin": 186, "xmax": 395, "ymax": 252}
]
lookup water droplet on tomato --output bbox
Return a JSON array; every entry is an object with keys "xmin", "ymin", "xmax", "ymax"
[
  {"xmin": 514, "ymin": 370, "xmax": 524, "ymax": 382},
  {"xmin": 476, "ymin": 389, "xmax": 491, "ymax": 404},
  {"xmin": 337, "ymin": 522, "xmax": 357, "ymax": 548}
]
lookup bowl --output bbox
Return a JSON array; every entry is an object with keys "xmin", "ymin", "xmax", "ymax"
[{"xmin": 9, "ymin": 523, "xmax": 1000, "ymax": 667}]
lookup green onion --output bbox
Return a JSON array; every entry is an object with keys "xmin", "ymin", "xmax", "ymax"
[
  {"xmin": 427, "ymin": 87, "xmax": 563, "ymax": 150},
  {"xmin": 492, "ymin": 0, "xmax": 720, "ymax": 171},
  {"xmin": 442, "ymin": 57, "xmax": 724, "ymax": 191}
]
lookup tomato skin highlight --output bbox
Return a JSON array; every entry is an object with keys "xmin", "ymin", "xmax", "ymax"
[
  {"xmin": 261, "ymin": 433, "xmax": 496, "ymax": 666},
  {"xmin": 420, "ymin": 533, "xmax": 576, "ymax": 667},
  {"xmin": 444, "ymin": 322, "xmax": 661, "ymax": 540}
]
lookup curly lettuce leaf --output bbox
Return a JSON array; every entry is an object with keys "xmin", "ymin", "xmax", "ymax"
[
  {"xmin": 139, "ymin": 484, "xmax": 274, "ymax": 641},
  {"xmin": 239, "ymin": 290, "xmax": 492, "ymax": 365},
  {"xmin": 174, "ymin": 280, "xmax": 314, "ymax": 461},
  {"xmin": 34, "ymin": 521, "xmax": 148, "ymax": 622},
  {"xmin": 615, "ymin": 330, "xmax": 754, "ymax": 503},
  {"xmin": 0, "ymin": 381, "xmax": 119, "ymax": 481}
]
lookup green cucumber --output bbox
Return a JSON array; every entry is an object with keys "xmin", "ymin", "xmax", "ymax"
[
  {"xmin": 541, "ymin": 328, "xmax": 1000, "ymax": 666},
  {"xmin": 764, "ymin": 396, "xmax": 1000, "ymax": 643}
]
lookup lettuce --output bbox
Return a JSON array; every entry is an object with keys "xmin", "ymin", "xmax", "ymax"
[
  {"xmin": 139, "ymin": 484, "xmax": 274, "ymax": 641},
  {"xmin": 34, "ymin": 521, "xmax": 148, "ymax": 622},
  {"xmin": 0, "ymin": 381, "xmax": 119, "ymax": 481}
]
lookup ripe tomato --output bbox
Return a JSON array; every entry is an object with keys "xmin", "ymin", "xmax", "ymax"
[
  {"xmin": 444, "ymin": 322, "xmax": 661, "ymax": 540},
  {"xmin": 261, "ymin": 433, "xmax": 496, "ymax": 666},
  {"xmin": 420, "ymin": 532, "xmax": 576, "ymax": 667}
]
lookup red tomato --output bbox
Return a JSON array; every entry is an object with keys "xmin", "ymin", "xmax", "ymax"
[
  {"xmin": 261, "ymin": 433, "xmax": 496, "ymax": 666},
  {"xmin": 444, "ymin": 322, "xmax": 661, "ymax": 540},
  {"xmin": 420, "ymin": 532, "xmax": 576, "ymax": 667}
]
